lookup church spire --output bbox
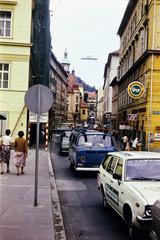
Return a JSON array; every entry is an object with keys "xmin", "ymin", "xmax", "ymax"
[{"xmin": 61, "ymin": 48, "xmax": 70, "ymax": 74}]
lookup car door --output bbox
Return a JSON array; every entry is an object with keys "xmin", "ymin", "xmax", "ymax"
[
  {"xmin": 109, "ymin": 158, "xmax": 124, "ymax": 216},
  {"xmin": 103, "ymin": 156, "xmax": 119, "ymax": 206}
]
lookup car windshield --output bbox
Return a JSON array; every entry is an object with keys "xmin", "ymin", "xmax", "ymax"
[
  {"xmin": 125, "ymin": 159, "xmax": 160, "ymax": 181},
  {"xmin": 78, "ymin": 134, "xmax": 112, "ymax": 147}
]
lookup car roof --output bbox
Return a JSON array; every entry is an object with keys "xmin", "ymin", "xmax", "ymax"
[
  {"xmin": 108, "ymin": 151, "xmax": 160, "ymax": 160},
  {"xmin": 72, "ymin": 129, "xmax": 110, "ymax": 135}
]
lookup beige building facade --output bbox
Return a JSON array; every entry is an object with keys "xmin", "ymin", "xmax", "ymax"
[
  {"xmin": 49, "ymin": 52, "xmax": 68, "ymax": 129},
  {"xmin": 0, "ymin": 0, "xmax": 32, "ymax": 139},
  {"xmin": 103, "ymin": 51, "xmax": 119, "ymax": 127}
]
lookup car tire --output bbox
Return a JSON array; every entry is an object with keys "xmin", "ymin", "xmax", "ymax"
[
  {"xmin": 101, "ymin": 186, "xmax": 109, "ymax": 209},
  {"xmin": 103, "ymin": 196, "xmax": 108, "ymax": 209}
]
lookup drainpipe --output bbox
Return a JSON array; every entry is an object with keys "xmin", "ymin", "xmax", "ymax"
[{"xmin": 148, "ymin": 0, "xmax": 156, "ymax": 151}]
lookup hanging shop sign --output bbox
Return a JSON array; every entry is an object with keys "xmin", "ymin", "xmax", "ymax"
[
  {"xmin": 128, "ymin": 114, "xmax": 138, "ymax": 121},
  {"xmin": 127, "ymin": 81, "xmax": 145, "ymax": 99}
]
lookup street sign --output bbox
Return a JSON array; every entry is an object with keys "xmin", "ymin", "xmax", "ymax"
[
  {"xmin": 29, "ymin": 112, "xmax": 48, "ymax": 123},
  {"xmin": 128, "ymin": 114, "xmax": 138, "ymax": 121},
  {"xmin": 127, "ymin": 81, "xmax": 144, "ymax": 99},
  {"xmin": 24, "ymin": 84, "xmax": 53, "ymax": 114}
]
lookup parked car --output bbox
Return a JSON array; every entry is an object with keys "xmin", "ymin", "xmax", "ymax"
[
  {"xmin": 60, "ymin": 130, "xmax": 72, "ymax": 154},
  {"xmin": 97, "ymin": 151, "xmax": 160, "ymax": 240},
  {"xmin": 52, "ymin": 127, "xmax": 72, "ymax": 144},
  {"xmin": 151, "ymin": 200, "xmax": 160, "ymax": 240},
  {"xmin": 68, "ymin": 129, "xmax": 117, "ymax": 172}
]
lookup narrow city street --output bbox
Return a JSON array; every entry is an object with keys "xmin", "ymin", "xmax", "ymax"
[{"xmin": 50, "ymin": 137, "xmax": 131, "ymax": 240}]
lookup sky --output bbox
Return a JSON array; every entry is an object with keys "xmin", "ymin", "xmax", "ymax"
[{"xmin": 50, "ymin": 0, "xmax": 129, "ymax": 89}]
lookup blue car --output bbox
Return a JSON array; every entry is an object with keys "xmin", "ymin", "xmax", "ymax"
[{"xmin": 68, "ymin": 129, "xmax": 117, "ymax": 172}]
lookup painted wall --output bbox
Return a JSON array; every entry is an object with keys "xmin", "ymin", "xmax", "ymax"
[{"xmin": 0, "ymin": 0, "xmax": 32, "ymax": 139}]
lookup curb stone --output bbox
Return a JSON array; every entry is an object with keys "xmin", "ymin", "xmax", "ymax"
[{"xmin": 48, "ymin": 152, "xmax": 67, "ymax": 240}]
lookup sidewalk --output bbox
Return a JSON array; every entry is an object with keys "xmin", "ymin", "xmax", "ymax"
[{"xmin": 0, "ymin": 149, "xmax": 54, "ymax": 240}]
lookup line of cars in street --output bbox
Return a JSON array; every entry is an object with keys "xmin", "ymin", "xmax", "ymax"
[{"xmin": 53, "ymin": 125, "xmax": 160, "ymax": 240}]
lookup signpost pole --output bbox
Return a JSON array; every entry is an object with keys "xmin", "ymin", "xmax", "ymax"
[
  {"xmin": 34, "ymin": 85, "xmax": 40, "ymax": 207},
  {"xmin": 25, "ymin": 84, "xmax": 53, "ymax": 207}
]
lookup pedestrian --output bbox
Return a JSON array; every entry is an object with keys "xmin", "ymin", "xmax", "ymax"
[
  {"xmin": 131, "ymin": 137, "xmax": 139, "ymax": 151},
  {"xmin": 13, "ymin": 131, "xmax": 28, "ymax": 175},
  {"xmin": 125, "ymin": 140, "xmax": 130, "ymax": 151},
  {"xmin": 122, "ymin": 135, "xmax": 128, "ymax": 150},
  {"xmin": 0, "ymin": 129, "xmax": 13, "ymax": 174},
  {"xmin": 114, "ymin": 129, "xmax": 119, "ymax": 142}
]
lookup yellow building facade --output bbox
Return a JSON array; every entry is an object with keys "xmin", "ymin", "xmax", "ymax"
[
  {"xmin": 117, "ymin": 0, "xmax": 160, "ymax": 150},
  {"xmin": 80, "ymin": 99, "xmax": 88, "ymax": 122},
  {"xmin": 0, "ymin": 0, "xmax": 32, "ymax": 139}
]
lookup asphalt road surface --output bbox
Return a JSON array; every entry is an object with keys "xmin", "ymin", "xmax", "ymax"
[{"xmin": 50, "ymin": 137, "xmax": 133, "ymax": 240}]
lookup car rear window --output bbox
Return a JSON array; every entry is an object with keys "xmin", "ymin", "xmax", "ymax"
[{"xmin": 78, "ymin": 134, "xmax": 112, "ymax": 147}]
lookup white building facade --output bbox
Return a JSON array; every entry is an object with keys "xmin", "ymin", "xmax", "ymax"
[{"xmin": 103, "ymin": 51, "xmax": 119, "ymax": 127}]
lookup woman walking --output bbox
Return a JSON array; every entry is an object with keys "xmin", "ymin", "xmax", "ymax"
[
  {"xmin": 13, "ymin": 131, "xmax": 28, "ymax": 175},
  {"xmin": 0, "ymin": 129, "xmax": 13, "ymax": 174}
]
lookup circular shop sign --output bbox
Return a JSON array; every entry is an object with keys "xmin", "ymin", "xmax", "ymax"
[{"xmin": 127, "ymin": 81, "xmax": 144, "ymax": 99}]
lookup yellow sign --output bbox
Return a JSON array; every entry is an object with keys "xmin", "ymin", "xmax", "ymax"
[{"xmin": 127, "ymin": 81, "xmax": 144, "ymax": 99}]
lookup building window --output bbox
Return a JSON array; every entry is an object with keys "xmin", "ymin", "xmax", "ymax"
[
  {"xmin": 0, "ymin": 63, "xmax": 9, "ymax": 88},
  {"xmin": 76, "ymin": 96, "xmax": 79, "ymax": 103},
  {"xmin": 0, "ymin": 11, "xmax": 12, "ymax": 37},
  {"xmin": 82, "ymin": 110, "xmax": 85, "ymax": 115},
  {"xmin": 75, "ymin": 105, "xmax": 78, "ymax": 112},
  {"xmin": 141, "ymin": 0, "xmax": 144, "ymax": 17}
]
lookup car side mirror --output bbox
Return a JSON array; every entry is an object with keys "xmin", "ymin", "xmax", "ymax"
[{"xmin": 113, "ymin": 173, "xmax": 122, "ymax": 180}]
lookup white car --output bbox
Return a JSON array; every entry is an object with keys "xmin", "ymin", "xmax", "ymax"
[{"xmin": 97, "ymin": 151, "xmax": 160, "ymax": 240}]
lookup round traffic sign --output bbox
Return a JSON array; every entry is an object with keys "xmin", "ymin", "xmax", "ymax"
[
  {"xmin": 25, "ymin": 84, "xmax": 53, "ymax": 114},
  {"xmin": 127, "ymin": 81, "xmax": 144, "ymax": 99}
]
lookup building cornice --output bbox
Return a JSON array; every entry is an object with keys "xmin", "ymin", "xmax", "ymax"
[
  {"xmin": 0, "ymin": 0, "xmax": 17, "ymax": 5},
  {"xmin": 0, "ymin": 41, "xmax": 32, "ymax": 47},
  {"xmin": 118, "ymin": 49, "xmax": 160, "ymax": 85},
  {"xmin": 117, "ymin": 0, "xmax": 138, "ymax": 36}
]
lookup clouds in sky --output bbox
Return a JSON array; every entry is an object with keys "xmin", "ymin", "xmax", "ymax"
[{"xmin": 50, "ymin": 0, "xmax": 128, "ymax": 89}]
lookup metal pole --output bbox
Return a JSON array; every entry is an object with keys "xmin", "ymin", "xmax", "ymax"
[
  {"xmin": 34, "ymin": 85, "xmax": 41, "ymax": 207},
  {"xmin": 148, "ymin": 0, "xmax": 156, "ymax": 151}
]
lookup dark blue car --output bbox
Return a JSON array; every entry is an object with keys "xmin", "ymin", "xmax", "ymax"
[{"xmin": 68, "ymin": 129, "xmax": 117, "ymax": 172}]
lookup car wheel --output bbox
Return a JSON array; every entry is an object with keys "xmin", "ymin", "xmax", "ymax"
[
  {"xmin": 101, "ymin": 186, "xmax": 108, "ymax": 209},
  {"xmin": 103, "ymin": 196, "xmax": 108, "ymax": 209}
]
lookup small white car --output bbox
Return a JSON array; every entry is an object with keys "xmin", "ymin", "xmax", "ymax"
[{"xmin": 97, "ymin": 151, "xmax": 160, "ymax": 240}]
